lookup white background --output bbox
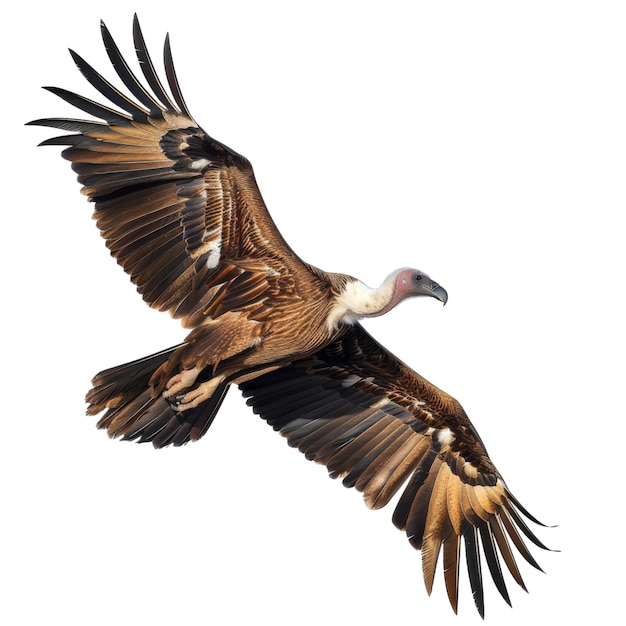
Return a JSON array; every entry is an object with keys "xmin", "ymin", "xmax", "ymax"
[{"xmin": 3, "ymin": 1, "xmax": 624, "ymax": 624}]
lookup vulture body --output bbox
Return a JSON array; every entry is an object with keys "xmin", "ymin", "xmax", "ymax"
[{"xmin": 29, "ymin": 16, "xmax": 550, "ymax": 617}]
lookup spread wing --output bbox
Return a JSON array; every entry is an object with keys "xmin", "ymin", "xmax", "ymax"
[
  {"xmin": 28, "ymin": 15, "xmax": 299, "ymax": 328},
  {"xmin": 240, "ymin": 323, "xmax": 549, "ymax": 617}
]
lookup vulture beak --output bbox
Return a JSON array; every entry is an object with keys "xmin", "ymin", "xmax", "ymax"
[
  {"xmin": 429, "ymin": 283, "xmax": 448, "ymax": 306},
  {"xmin": 417, "ymin": 279, "xmax": 448, "ymax": 306}
]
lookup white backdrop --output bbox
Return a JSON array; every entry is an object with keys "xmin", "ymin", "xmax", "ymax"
[{"xmin": 3, "ymin": 1, "xmax": 624, "ymax": 624}]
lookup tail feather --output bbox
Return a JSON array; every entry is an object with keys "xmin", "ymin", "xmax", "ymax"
[
  {"xmin": 86, "ymin": 346, "xmax": 180, "ymax": 414},
  {"xmin": 86, "ymin": 345, "xmax": 230, "ymax": 447},
  {"xmin": 150, "ymin": 379, "xmax": 230, "ymax": 447}
]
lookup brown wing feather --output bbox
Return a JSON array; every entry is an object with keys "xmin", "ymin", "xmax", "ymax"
[
  {"xmin": 27, "ymin": 15, "xmax": 301, "ymax": 328},
  {"xmin": 240, "ymin": 323, "xmax": 549, "ymax": 616}
]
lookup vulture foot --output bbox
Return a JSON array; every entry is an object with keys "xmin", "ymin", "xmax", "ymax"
[
  {"xmin": 167, "ymin": 376, "xmax": 226, "ymax": 411},
  {"xmin": 163, "ymin": 367, "xmax": 201, "ymax": 399}
]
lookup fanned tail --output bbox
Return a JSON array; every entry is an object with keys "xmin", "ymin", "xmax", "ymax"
[{"xmin": 86, "ymin": 345, "xmax": 230, "ymax": 448}]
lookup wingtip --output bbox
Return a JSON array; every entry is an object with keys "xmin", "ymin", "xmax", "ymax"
[
  {"xmin": 24, "ymin": 118, "xmax": 55, "ymax": 144},
  {"xmin": 36, "ymin": 138, "xmax": 60, "ymax": 147},
  {"xmin": 68, "ymin": 48, "xmax": 83, "ymax": 69},
  {"xmin": 132, "ymin": 13, "xmax": 142, "ymax": 40},
  {"xmin": 508, "ymin": 492, "xmax": 553, "ymax": 528},
  {"xmin": 99, "ymin": 18, "xmax": 110, "ymax": 44},
  {"xmin": 473, "ymin": 595, "xmax": 486, "ymax": 620}
]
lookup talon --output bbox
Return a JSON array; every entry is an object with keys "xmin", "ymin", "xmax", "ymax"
[
  {"xmin": 175, "ymin": 387, "xmax": 206, "ymax": 411},
  {"xmin": 166, "ymin": 392, "xmax": 188, "ymax": 411}
]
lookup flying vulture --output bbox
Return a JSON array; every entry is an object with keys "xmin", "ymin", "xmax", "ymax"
[{"xmin": 28, "ymin": 16, "xmax": 550, "ymax": 617}]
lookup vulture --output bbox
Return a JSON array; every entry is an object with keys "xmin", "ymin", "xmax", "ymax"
[{"xmin": 28, "ymin": 16, "xmax": 550, "ymax": 617}]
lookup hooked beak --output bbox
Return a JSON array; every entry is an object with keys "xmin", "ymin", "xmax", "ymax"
[{"xmin": 420, "ymin": 280, "xmax": 448, "ymax": 306}]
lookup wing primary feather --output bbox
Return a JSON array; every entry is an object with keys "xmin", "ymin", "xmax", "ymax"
[
  {"xmin": 42, "ymin": 86, "xmax": 131, "ymax": 125},
  {"xmin": 506, "ymin": 505, "xmax": 552, "ymax": 552},
  {"xmin": 35, "ymin": 133, "xmax": 91, "ymax": 147},
  {"xmin": 489, "ymin": 516, "xmax": 527, "ymax": 590},
  {"xmin": 99, "ymin": 19, "xmax": 165, "ymax": 116},
  {"xmin": 508, "ymin": 492, "xmax": 551, "ymax": 527},
  {"xmin": 479, "ymin": 523, "xmax": 511, "ymax": 606},
  {"xmin": 67, "ymin": 49, "xmax": 150, "ymax": 121},
  {"xmin": 164, "ymin": 34, "xmax": 192, "ymax": 118},
  {"xmin": 26, "ymin": 118, "xmax": 106, "ymax": 136},
  {"xmin": 421, "ymin": 467, "xmax": 451, "ymax": 595},
  {"xmin": 499, "ymin": 508, "xmax": 544, "ymax": 571},
  {"xmin": 442, "ymin": 535, "xmax": 461, "ymax": 614},
  {"xmin": 132, "ymin": 14, "xmax": 178, "ymax": 112},
  {"xmin": 463, "ymin": 525, "xmax": 485, "ymax": 618}
]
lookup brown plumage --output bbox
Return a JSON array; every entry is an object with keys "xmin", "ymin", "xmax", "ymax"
[{"xmin": 28, "ymin": 15, "xmax": 550, "ymax": 617}]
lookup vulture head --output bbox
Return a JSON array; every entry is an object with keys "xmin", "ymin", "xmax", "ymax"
[
  {"xmin": 333, "ymin": 268, "xmax": 448, "ymax": 329},
  {"xmin": 390, "ymin": 268, "xmax": 449, "ymax": 308}
]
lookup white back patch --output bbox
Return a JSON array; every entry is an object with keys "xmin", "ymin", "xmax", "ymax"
[
  {"xmin": 206, "ymin": 242, "xmax": 221, "ymax": 269},
  {"xmin": 190, "ymin": 158, "xmax": 212, "ymax": 171},
  {"xmin": 435, "ymin": 428, "xmax": 455, "ymax": 446}
]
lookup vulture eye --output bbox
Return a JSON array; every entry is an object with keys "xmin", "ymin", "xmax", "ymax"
[{"xmin": 413, "ymin": 274, "xmax": 423, "ymax": 282}]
